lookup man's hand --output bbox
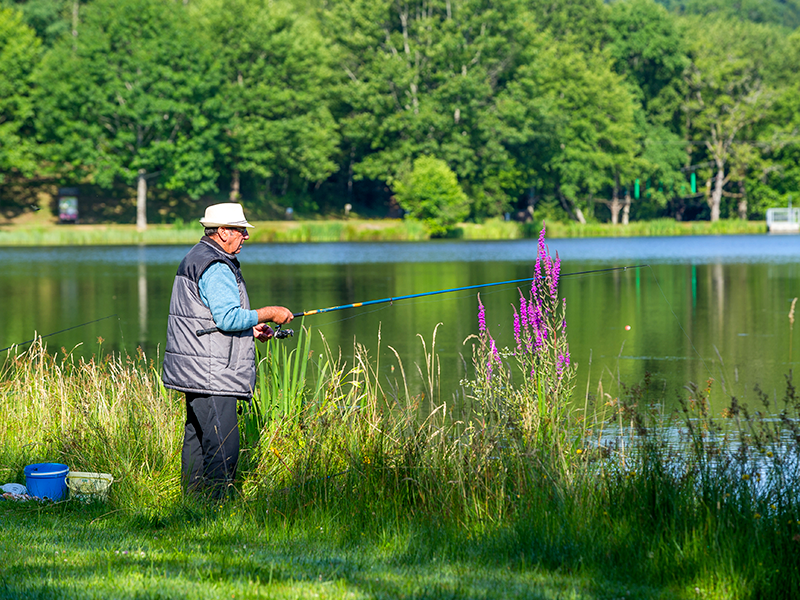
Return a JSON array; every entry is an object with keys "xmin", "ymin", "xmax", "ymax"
[
  {"xmin": 253, "ymin": 323, "xmax": 274, "ymax": 342},
  {"xmin": 256, "ymin": 306, "xmax": 295, "ymax": 325}
]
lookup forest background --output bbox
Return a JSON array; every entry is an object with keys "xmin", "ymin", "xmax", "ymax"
[{"xmin": 2, "ymin": 0, "xmax": 800, "ymax": 231}]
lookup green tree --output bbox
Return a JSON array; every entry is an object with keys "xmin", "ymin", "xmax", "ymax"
[
  {"xmin": 321, "ymin": 0, "xmax": 537, "ymax": 219},
  {"xmin": 608, "ymin": 0, "xmax": 688, "ymax": 127},
  {"xmin": 499, "ymin": 40, "xmax": 645, "ymax": 223},
  {"xmin": 0, "ymin": 6, "xmax": 40, "ymax": 183},
  {"xmin": 607, "ymin": 0, "xmax": 689, "ymax": 220},
  {"xmin": 196, "ymin": 0, "xmax": 340, "ymax": 209},
  {"xmin": 529, "ymin": 0, "xmax": 609, "ymax": 51},
  {"xmin": 744, "ymin": 28, "xmax": 800, "ymax": 217},
  {"xmin": 658, "ymin": 0, "xmax": 800, "ymax": 29},
  {"xmin": 0, "ymin": 0, "xmax": 74, "ymax": 45},
  {"xmin": 33, "ymin": 0, "xmax": 221, "ymax": 228},
  {"xmin": 393, "ymin": 155, "xmax": 469, "ymax": 235},
  {"xmin": 681, "ymin": 16, "xmax": 780, "ymax": 221}
]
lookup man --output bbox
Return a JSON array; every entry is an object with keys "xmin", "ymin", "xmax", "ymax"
[{"xmin": 162, "ymin": 202, "xmax": 293, "ymax": 498}]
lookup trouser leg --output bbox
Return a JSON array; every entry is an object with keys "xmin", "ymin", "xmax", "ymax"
[
  {"xmin": 182, "ymin": 394, "xmax": 204, "ymax": 492},
  {"xmin": 182, "ymin": 393, "xmax": 240, "ymax": 496}
]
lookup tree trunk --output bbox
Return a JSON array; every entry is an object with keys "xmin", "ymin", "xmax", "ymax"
[
  {"xmin": 709, "ymin": 163, "xmax": 724, "ymax": 222},
  {"xmin": 527, "ymin": 187, "xmax": 535, "ymax": 221},
  {"xmin": 737, "ymin": 180, "xmax": 747, "ymax": 220},
  {"xmin": 622, "ymin": 189, "xmax": 631, "ymax": 225},
  {"xmin": 72, "ymin": 0, "xmax": 79, "ymax": 51},
  {"xmin": 610, "ymin": 177, "xmax": 621, "ymax": 225},
  {"xmin": 557, "ymin": 187, "xmax": 583, "ymax": 223},
  {"xmin": 229, "ymin": 168, "xmax": 240, "ymax": 201},
  {"xmin": 609, "ymin": 199, "xmax": 621, "ymax": 224},
  {"xmin": 137, "ymin": 169, "xmax": 147, "ymax": 231}
]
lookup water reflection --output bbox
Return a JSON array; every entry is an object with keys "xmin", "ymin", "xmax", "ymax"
[
  {"xmin": 138, "ymin": 246, "xmax": 148, "ymax": 346},
  {"xmin": 1, "ymin": 235, "xmax": 798, "ymax": 411}
]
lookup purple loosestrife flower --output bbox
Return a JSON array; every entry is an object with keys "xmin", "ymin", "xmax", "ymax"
[
  {"xmin": 478, "ymin": 296, "xmax": 487, "ymax": 336},
  {"xmin": 513, "ymin": 308, "xmax": 522, "ymax": 352},
  {"xmin": 491, "ymin": 339, "xmax": 502, "ymax": 365},
  {"xmin": 519, "ymin": 295, "xmax": 528, "ymax": 329},
  {"xmin": 551, "ymin": 254, "xmax": 561, "ymax": 302},
  {"xmin": 556, "ymin": 351, "xmax": 571, "ymax": 380},
  {"xmin": 531, "ymin": 300, "xmax": 546, "ymax": 350}
]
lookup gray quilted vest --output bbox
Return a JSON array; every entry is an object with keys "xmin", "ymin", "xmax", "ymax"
[{"xmin": 162, "ymin": 237, "xmax": 256, "ymax": 398}]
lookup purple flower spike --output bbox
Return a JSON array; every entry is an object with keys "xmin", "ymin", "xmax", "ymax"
[
  {"xmin": 478, "ymin": 296, "xmax": 486, "ymax": 336},
  {"xmin": 513, "ymin": 309, "xmax": 521, "ymax": 350},
  {"xmin": 519, "ymin": 295, "xmax": 528, "ymax": 329},
  {"xmin": 491, "ymin": 339, "xmax": 501, "ymax": 365},
  {"xmin": 551, "ymin": 255, "xmax": 561, "ymax": 301}
]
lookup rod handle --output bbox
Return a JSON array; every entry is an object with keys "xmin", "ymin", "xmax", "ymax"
[{"xmin": 196, "ymin": 327, "xmax": 219, "ymax": 337}]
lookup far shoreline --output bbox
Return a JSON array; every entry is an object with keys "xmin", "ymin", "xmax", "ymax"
[{"xmin": 0, "ymin": 216, "xmax": 770, "ymax": 247}]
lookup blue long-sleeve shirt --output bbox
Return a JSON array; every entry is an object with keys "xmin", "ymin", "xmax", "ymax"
[{"xmin": 198, "ymin": 262, "xmax": 258, "ymax": 332}]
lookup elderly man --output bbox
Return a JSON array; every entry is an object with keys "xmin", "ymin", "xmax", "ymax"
[{"xmin": 162, "ymin": 202, "xmax": 293, "ymax": 498}]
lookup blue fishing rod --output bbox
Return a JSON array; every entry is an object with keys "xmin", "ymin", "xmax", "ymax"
[{"xmin": 196, "ymin": 264, "xmax": 646, "ymax": 337}]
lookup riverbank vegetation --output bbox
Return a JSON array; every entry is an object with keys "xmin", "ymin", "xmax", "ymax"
[
  {"xmin": 2, "ymin": 234, "xmax": 798, "ymax": 599},
  {"xmin": 2, "ymin": 0, "xmax": 800, "ymax": 233},
  {"xmin": 0, "ymin": 216, "xmax": 768, "ymax": 246}
]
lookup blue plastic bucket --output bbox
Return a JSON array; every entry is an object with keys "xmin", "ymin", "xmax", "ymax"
[{"xmin": 24, "ymin": 463, "xmax": 69, "ymax": 501}]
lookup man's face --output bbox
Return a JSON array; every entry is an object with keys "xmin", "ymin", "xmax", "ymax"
[{"xmin": 219, "ymin": 226, "xmax": 249, "ymax": 254}]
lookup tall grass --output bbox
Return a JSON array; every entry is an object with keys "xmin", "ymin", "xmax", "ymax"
[
  {"xmin": 0, "ymin": 340, "xmax": 183, "ymax": 512},
  {"xmin": 0, "ymin": 219, "xmax": 431, "ymax": 246},
  {"xmin": 539, "ymin": 217, "xmax": 767, "ymax": 238},
  {"xmin": 2, "ymin": 331, "xmax": 800, "ymax": 596}
]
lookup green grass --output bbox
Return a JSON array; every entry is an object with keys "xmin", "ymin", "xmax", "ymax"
[
  {"xmin": 0, "ymin": 502, "xmax": 679, "ymax": 600},
  {"xmin": 537, "ymin": 217, "xmax": 768, "ymax": 238},
  {"xmin": 0, "ymin": 217, "xmax": 769, "ymax": 246},
  {"xmin": 1, "ymin": 331, "xmax": 799, "ymax": 599}
]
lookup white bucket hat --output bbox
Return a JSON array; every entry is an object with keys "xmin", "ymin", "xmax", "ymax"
[{"xmin": 199, "ymin": 203, "xmax": 254, "ymax": 228}]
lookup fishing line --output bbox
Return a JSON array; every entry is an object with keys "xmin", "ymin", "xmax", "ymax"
[{"xmin": 0, "ymin": 314, "xmax": 119, "ymax": 353}]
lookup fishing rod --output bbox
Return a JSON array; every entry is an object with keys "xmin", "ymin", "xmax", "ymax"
[{"xmin": 195, "ymin": 265, "xmax": 646, "ymax": 337}]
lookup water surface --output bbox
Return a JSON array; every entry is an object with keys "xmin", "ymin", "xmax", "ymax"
[{"xmin": 2, "ymin": 234, "xmax": 798, "ymax": 410}]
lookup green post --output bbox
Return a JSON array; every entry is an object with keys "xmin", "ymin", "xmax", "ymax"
[
  {"xmin": 691, "ymin": 172, "xmax": 696, "ymax": 194},
  {"xmin": 634, "ymin": 179, "xmax": 640, "ymax": 199}
]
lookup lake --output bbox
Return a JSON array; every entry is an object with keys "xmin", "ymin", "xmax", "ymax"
[{"xmin": 1, "ymin": 234, "xmax": 798, "ymax": 410}]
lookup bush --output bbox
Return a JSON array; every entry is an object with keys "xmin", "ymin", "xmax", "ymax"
[{"xmin": 394, "ymin": 156, "xmax": 470, "ymax": 236}]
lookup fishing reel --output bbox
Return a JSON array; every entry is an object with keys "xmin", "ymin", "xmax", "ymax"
[{"xmin": 271, "ymin": 324, "xmax": 293, "ymax": 339}]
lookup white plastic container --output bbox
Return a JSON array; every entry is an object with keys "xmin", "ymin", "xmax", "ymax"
[{"xmin": 66, "ymin": 471, "xmax": 114, "ymax": 501}]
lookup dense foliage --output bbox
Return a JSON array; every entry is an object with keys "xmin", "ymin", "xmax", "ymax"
[{"xmin": 1, "ymin": 0, "xmax": 799, "ymax": 227}]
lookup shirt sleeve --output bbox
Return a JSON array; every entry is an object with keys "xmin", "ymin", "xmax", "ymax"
[{"xmin": 198, "ymin": 262, "xmax": 258, "ymax": 332}]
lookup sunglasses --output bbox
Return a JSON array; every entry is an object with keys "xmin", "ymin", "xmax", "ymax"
[{"xmin": 226, "ymin": 227, "xmax": 248, "ymax": 235}]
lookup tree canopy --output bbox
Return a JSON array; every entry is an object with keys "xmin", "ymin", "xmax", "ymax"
[{"xmin": 2, "ymin": 0, "xmax": 799, "ymax": 225}]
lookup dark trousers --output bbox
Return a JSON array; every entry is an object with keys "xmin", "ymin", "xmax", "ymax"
[{"xmin": 182, "ymin": 393, "xmax": 240, "ymax": 497}]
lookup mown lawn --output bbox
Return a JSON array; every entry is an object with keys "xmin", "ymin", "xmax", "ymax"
[{"xmin": 1, "ymin": 500, "xmax": 694, "ymax": 600}]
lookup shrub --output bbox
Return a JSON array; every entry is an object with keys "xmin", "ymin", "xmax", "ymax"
[{"xmin": 393, "ymin": 156, "xmax": 470, "ymax": 236}]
